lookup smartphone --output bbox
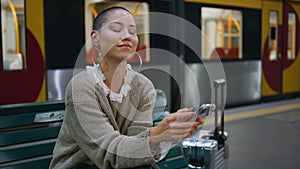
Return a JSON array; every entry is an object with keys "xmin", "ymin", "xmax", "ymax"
[{"xmin": 196, "ymin": 103, "xmax": 215, "ymax": 118}]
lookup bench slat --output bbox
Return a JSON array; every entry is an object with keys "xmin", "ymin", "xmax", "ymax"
[
  {"xmin": 164, "ymin": 146, "xmax": 183, "ymax": 159},
  {"xmin": 156, "ymin": 157, "xmax": 188, "ymax": 169},
  {"xmin": 0, "ymin": 113, "xmax": 36, "ymax": 129},
  {"xmin": 0, "ymin": 110, "xmax": 64, "ymax": 129},
  {"xmin": 156, "ymin": 146, "xmax": 188, "ymax": 169},
  {"xmin": 0, "ymin": 101, "xmax": 65, "ymax": 116},
  {"xmin": 0, "ymin": 141, "xmax": 56, "ymax": 163},
  {"xmin": 0, "ymin": 126, "xmax": 61, "ymax": 146},
  {"xmin": 0, "ymin": 156, "xmax": 52, "ymax": 169}
]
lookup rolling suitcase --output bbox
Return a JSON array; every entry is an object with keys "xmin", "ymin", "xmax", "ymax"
[{"xmin": 182, "ymin": 79, "xmax": 229, "ymax": 169}]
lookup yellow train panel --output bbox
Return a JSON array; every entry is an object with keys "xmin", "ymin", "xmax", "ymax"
[
  {"xmin": 261, "ymin": 74, "xmax": 277, "ymax": 95},
  {"xmin": 185, "ymin": 0, "xmax": 261, "ymax": 9},
  {"xmin": 283, "ymin": 58, "xmax": 300, "ymax": 93},
  {"xmin": 283, "ymin": 2, "xmax": 300, "ymax": 93},
  {"xmin": 26, "ymin": 0, "xmax": 46, "ymax": 102}
]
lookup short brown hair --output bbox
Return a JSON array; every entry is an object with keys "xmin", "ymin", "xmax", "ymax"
[{"xmin": 92, "ymin": 6, "xmax": 131, "ymax": 31}]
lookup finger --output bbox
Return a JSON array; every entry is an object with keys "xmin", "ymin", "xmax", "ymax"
[
  {"xmin": 208, "ymin": 111, "xmax": 212, "ymax": 115},
  {"xmin": 169, "ymin": 121, "xmax": 195, "ymax": 129},
  {"xmin": 195, "ymin": 117, "xmax": 205, "ymax": 125},
  {"xmin": 193, "ymin": 122, "xmax": 200, "ymax": 128},
  {"xmin": 168, "ymin": 134, "xmax": 189, "ymax": 140},
  {"xmin": 188, "ymin": 124, "xmax": 201, "ymax": 135},
  {"xmin": 167, "ymin": 112, "xmax": 195, "ymax": 123},
  {"xmin": 175, "ymin": 111, "xmax": 196, "ymax": 120},
  {"xmin": 168, "ymin": 128, "xmax": 192, "ymax": 135},
  {"xmin": 177, "ymin": 107, "xmax": 193, "ymax": 113}
]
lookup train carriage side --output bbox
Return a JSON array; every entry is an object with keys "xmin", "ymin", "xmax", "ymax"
[
  {"xmin": 183, "ymin": 0, "xmax": 263, "ymax": 107},
  {"xmin": 1, "ymin": 0, "xmax": 299, "ymax": 107}
]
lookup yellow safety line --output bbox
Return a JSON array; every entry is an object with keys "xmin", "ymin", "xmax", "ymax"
[
  {"xmin": 204, "ymin": 102, "xmax": 300, "ymax": 125},
  {"xmin": 225, "ymin": 102, "xmax": 300, "ymax": 123}
]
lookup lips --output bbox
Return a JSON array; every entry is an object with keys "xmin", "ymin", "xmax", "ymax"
[{"xmin": 117, "ymin": 44, "xmax": 132, "ymax": 48}]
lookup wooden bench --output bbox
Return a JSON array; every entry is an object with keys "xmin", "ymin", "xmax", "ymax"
[
  {"xmin": 0, "ymin": 89, "xmax": 188, "ymax": 169},
  {"xmin": 0, "ymin": 101, "xmax": 65, "ymax": 169}
]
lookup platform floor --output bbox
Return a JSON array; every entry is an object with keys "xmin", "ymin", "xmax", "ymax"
[{"xmin": 225, "ymin": 98, "xmax": 300, "ymax": 169}]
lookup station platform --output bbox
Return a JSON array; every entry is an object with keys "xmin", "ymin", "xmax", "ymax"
[{"xmin": 224, "ymin": 98, "xmax": 300, "ymax": 169}]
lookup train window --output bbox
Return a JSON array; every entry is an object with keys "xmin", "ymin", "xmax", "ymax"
[
  {"xmin": 268, "ymin": 11, "xmax": 278, "ymax": 61},
  {"xmin": 201, "ymin": 7, "xmax": 242, "ymax": 60},
  {"xmin": 1, "ymin": 0, "xmax": 26, "ymax": 70},
  {"xmin": 84, "ymin": 1, "xmax": 150, "ymax": 65},
  {"xmin": 287, "ymin": 12, "xmax": 296, "ymax": 60}
]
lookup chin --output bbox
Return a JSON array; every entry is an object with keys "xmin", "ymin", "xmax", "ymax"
[
  {"xmin": 107, "ymin": 52, "xmax": 132, "ymax": 62},
  {"xmin": 119, "ymin": 53, "xmax": 135, "ymax": 60},
  {"xmin": 114, "ymin": 55, "xmax": 130, "ymax": 62}
]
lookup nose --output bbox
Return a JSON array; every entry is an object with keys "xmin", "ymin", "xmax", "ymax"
[
  {"xmin": 122, "ymin": 36, "xmax": 130, "ymax": 41},
  {"xmin": 121, "ymin": 30, "xmax": 132, "ymax": 41}
]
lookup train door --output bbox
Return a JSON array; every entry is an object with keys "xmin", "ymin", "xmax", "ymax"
[
  {"xmin": 0, "ymin": 0, "xmax": 46, "ymax": 105},
  {"xmin": 262, "ymin": 0, "xmax": 300, "ymax": 99},
  {"xmin": 282, "ymin": 1, "xmax": 300, "ymax": 95},
  {"xmin": 261, "ymin": 0, "xmax": 284, "ymax": 99}
]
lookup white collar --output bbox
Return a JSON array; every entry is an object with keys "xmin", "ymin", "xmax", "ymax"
[{"xmin": 86, "ymin": 64, "xmax": 133, "ymax": 103}]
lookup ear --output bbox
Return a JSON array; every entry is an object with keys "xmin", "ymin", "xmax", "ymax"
[{"xmin": 91, "ymin": 30, "xmax": 100, "ymax": 46}]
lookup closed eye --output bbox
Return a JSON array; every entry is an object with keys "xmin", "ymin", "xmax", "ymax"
[
  {"xmin": 129, "ymin": 27, "xmax": 137, "ymax": 35},
  {"xmin": 108, "ymin": 22, "xmax": 137, "ymax": 35},
  {"xmin": 109, "ymin": 23, "xmax": 122, "ymax": 32}
]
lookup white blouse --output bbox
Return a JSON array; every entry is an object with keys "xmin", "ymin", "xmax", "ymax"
[{"xmin": 86, "ymin": 64, "xmax": 133, "ymax": 103}]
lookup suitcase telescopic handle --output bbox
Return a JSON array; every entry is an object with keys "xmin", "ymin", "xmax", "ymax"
[
  {"xmin": 213, "ymin": 79, "xmax": 226, "ymax": 136},
  {"xmin": 214, "ymin": 79, "xmax": 226, "ymax": 87}
]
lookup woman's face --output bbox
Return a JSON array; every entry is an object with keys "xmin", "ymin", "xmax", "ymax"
[{"xmin": 98, "ymin": 9, "xmax": 138, "ymax": 62}]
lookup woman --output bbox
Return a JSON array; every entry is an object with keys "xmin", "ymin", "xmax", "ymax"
[{"xmin": 49, "ymin": 6, "xmax": 203, "ymax": 169}]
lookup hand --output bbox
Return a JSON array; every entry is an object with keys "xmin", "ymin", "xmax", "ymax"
[{"xmin": 149, "ymin": 108, "xmax": 204, "ymax": 145}]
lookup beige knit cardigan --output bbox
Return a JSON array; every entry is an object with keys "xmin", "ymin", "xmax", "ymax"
[{"xmin": 49, "ymin": 67, "xmax": 161, "ymax": 169}]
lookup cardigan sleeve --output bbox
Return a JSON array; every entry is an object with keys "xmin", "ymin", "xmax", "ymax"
[
  {"xmin": 65, "ymin": 72, "xmax": 157, "ymax": 169},
  {"xmin": 125, "ymin": 83, "xmax": 156, "ymax": 137},
  {"xmin": 125, "ymin": 74, "xmax": 171, "ymax": 161}
]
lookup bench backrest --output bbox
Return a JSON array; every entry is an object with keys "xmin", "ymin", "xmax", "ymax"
[{"xmin": 0, "ymin": 101, "xmax": 65, "ymax": 169}]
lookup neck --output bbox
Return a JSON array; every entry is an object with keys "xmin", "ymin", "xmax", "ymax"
[{"xmin": 100, "ymin": 58, "xmax": 127, "ymax": 93}]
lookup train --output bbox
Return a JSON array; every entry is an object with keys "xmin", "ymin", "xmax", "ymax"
[{"xmin": 0, "ymin": 0, "xmax": 299, "ymax": 112}]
